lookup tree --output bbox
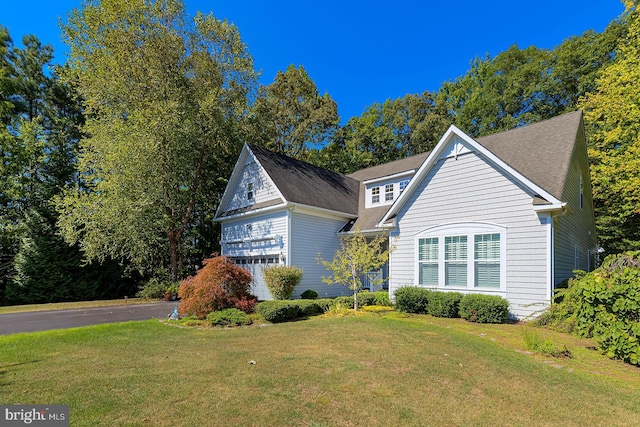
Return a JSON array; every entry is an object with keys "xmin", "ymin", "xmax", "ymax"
[
  {"xmin": 57, "ymin": 0, "xmax": 257, "ymax": 281},
  {"xmin": 316, "ymin": 230, "xmax": 390, "ymax": 310},
  {"xmin": 315, "ymin": 91, "xmax": 450, "ymax": 173},
  {"xmin": 251, "ymin": 64, "xmax": 339, "ymax": 161},
  {"xmin": 579, "ymin": 1, "xmax": 640, "ymax": 253}
]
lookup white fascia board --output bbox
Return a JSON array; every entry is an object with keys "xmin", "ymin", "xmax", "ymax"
[
  {"xmin": 214, "ymin": 202, "xmax": 289, "ymax": 223},
  {"xmin": 288, "ymin": 202, "xmax": 358, "ymax": 221},
  {"xmin": 214, "ymin": 143, "xmax": 251, "ymax": 219},
  {"xmin": 362, "ymin": 169, "xmax": 416, "ymax": 185},
  {"xmin": 248, "ymin": 146, "xmax": 287, "ymax": 204},
  {"xmin": 379, "ymin": 124, "xmax": 564, "ymax": 224},
  {"xmin": 532, "ymin": 202, "xmax": 567, "ymax": 213}
]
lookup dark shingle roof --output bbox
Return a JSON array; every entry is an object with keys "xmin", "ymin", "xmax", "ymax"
[
  {"xmin": 475, "ymin": 110, "xmax": 582, "ymax": 200},
  {"xmin": 235, "ymin": 111, "xmax": 582, "ymax": 227},
  {"xmin": 248, "ymin": 145, "xmax": 360, "ymax": 215}
]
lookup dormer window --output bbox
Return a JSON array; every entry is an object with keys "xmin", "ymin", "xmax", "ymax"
[
  {"xmin": 385, "ymin": 184, "xmax": 394, "ymax": 201},
  {"xmin": 399, "ymin": 180, "xmax": 409, "ymax": 193},
  {"xmin": 371, "ymin": 187, "xmax": 380, "ymax": 204},
  {"xmin": 247, "ymin": 181, "xmax": 254, "ymax": 201}
]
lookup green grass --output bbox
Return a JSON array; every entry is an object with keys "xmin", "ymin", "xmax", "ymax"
[
  {"xmin": 0, "ymin": 298, "xmax": 155, "ymax": 314},
  {"xmin": 1, "ymin": 312, "xmax": 639, "ymax": 426}
]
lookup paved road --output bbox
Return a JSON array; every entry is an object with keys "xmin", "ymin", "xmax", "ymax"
[{"xmin": 0, "ymin": 301, "xmax": 180, "ymax": 335}]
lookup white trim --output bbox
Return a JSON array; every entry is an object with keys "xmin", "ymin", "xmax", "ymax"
[
  {"xmin": 544, "ymin": 213, "xmax": 553, "ymax": 303},
  {"xmin": 215, "ymin": 202, "xmax": 289, "ymax": 223},
  {"xmin": 362, "ymin": 169, "xmax": 416, "ymax": 185},
  {"xmin": 379, "ymin": 125, "xmax": 564, "ymax": 226},
  {"xmin": 414, "ymin": 222, "xmax": 507, "ymax": 292}
]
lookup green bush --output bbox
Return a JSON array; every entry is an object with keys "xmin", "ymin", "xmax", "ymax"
[
  {"xmin": 427, "ymin": 292, "xmax": 463, "ymax": 318},
  {"xmin": 459, "ymin": 294, "xmax": 509, "ymax": 323},
  {"xmin": 357, "ymin": 291, "xmax": 377, "ymax": 307},
  {"xmin": 557, "ymin": 252, "xmax": 640, "ymax": 365},
  {"xmin": 300, "ymin": 289, "xmax": 318, "ymax": 300},
  {"xmin": 332, "ymin": 296, "xmax": 354, "ymax": 309},
  {"xmin": 372, "ymin": 291, "xmax": 392, "ymax": 306},
  {"xmin": 394, "ymin": 286, "xmax": 430, "ymax": 314},
  {"xmin": 256, "ymin": 300, "xmax": 302, "ymax": 323},
  {"xmin": 136, "ymin": 277, "xmax": 177, "ymax": 299},
  {"xmin": 207, "ymin": 308, "xmax": 252, "ymax": 327},
  {"xmin": 263, "ymin": 265, "xmax": 304, "ymax": 300}
]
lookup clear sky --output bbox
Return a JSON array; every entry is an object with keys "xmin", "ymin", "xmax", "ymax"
[{"xmin": 1, "ymin": 0, "xmax": 625, "ymax": 123}]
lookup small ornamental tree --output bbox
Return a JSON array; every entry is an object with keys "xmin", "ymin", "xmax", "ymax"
[
  {"xmin": 316, "ymin": 230, "xmax": 390, "ymax": 310},
  {"xmin": 178, "ymin": 255, "xmax": 254, "ymax": 318}
]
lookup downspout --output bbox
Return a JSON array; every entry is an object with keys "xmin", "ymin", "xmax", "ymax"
[
  {"xmin": 549, "ymin": 207, "xmax": 569, "ymax": 304},
  {"xmin": 286, "ymin": 205, "xmax": 295, "ymax": 266}
]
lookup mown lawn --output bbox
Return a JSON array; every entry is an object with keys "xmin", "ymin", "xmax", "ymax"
[{"xmin": 1, "ymin": 312, "xmax": 639, "ymax": 426}]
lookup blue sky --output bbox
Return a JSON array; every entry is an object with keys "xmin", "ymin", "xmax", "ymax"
[{"xmin": 1, "ymin": 0, "xmax": 625, "ymax": 122}]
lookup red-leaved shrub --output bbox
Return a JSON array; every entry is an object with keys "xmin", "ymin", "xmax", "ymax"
[
  {"xmin": 178, "ymin": 255, "xmax": 253, "ymax": 318},
  {"xmin": 232, "ymin": 295, "xmax": 258, "ymax": 313}
]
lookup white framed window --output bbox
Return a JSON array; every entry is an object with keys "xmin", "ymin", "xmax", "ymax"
[
  {"xmin": 415, "ymin": 223, "xmax": 506, "ymax": 291},
  {"xmin": 371, "ymin": 187, "xmax": 380, "ymax": 204},
  {"xmin": 418, "ymin": 237, "xmax": 438, "ymax": 286},
  {"xmin": 385, "ymin": 184, "xmax": 394, "ymax": 201},
  {"xmin": 399, "ymin": 180, "xmax": 409, "ymax": 193},
  {"xmin": 247, "ymin": 181, "xmax": 254, "ymax": 201}
]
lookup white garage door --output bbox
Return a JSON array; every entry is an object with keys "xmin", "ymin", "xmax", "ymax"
[{"xmin": 233, "ymin": 255, "xmax": 281, "ymax": 301}]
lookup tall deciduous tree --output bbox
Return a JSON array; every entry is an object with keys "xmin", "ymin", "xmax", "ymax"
[
  {"xmin": 57, "ymin": 0, "xmax": 257, "ymax": 281},
  {"xmin": 579, "ymin": 1, "xmax": 640, "ymax": 253},
  {"xmin": 251, "ymin": 64, "xmax": 338, "ymax": 161}
]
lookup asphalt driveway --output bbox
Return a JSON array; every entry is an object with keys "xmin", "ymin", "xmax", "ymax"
[{"xmin": 0, "ymin": 301, "xmax": 179, "ymax": 335}]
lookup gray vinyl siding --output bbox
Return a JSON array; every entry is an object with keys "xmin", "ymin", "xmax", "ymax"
[
  {"xmin": 554, "ymin": 129, "xmax": 597, "ymax": 284},
  {"xmin": 290, "ymin": 212, "xmax": 351, "ymax": 299},
  {"xmin": 389, "ymin": 145, "xmax": 550, "ymax": 319},
  {"xmin": 223, "ymin": 153, "xmax": 281, "ymax": 213}
]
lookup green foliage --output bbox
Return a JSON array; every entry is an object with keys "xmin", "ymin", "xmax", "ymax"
[
  {"xmin": 317, "ymin": 230, "xmax": 390, "ymax": 310},
  {"xmin": 355, "ymin": 291, "xmax": 391, "ymax": 307},
  {"xmin": 178, "ymin": 255, "xmax": 253, "ymax": 319},
  {"xmin": 256, "ymin": 300, "xmax": 302, "ymax": 323},
  {"xmin": 547, "ymin": 252, "xmax": 640, "ymax": 364},
  {"xmin": 251, "ymin": 64, "xmax": 339, "ymax": 161},
  {"xmin": 331, "ymin": 296, "xmax": 354, "ymax": 309},
  {"xmin": 136, "ymin": 278, "xmax": 172, "ymax": 300},
  {"xmin": 263, "ymin": 265, "xmax": 304, "ymax": 300},
  {"xmin": 427, "ymin": 292, "xmax": 463, "ymax": 318},
  {"xmin": 372, "ymin": 291, "xmax": 392, "ymax": 306},
  {"xmin": 394, "ymin": 286, "xmax": 431, "ymax": 314},
  {"xmin": 522, "ymin": 328, "xmax": 572, "ymax": 358},
  {"xmin": 326, "ymin": 301, "xmax": 350, "ymax": 317},
  {"xmin": 57, "ymin": 0, "xmax": 258, "ymax": 281},
  {"xmin": 300, "ymin": 289, "xmax": 318, "ymax": 300},
  {"xmin": 207, "ymin": 308, "xmax": 252, "ymax": 327},
  {"xmin": 459, "ymin": 294, "xmax": 509, "ymax": 324}
]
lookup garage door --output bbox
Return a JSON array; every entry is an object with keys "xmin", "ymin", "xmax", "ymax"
[{"xmin": 233, "ymin": 256, "xmax": 281, "ymax": 301}]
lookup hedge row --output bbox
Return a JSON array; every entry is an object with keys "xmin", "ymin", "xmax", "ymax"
[
  {"xmin": 394, "ymin": 286, "xmax": 509, "ymax": 324},
  {"xmin": 256, "ymin": 291, "xmax": 393, "ymax": 323}
]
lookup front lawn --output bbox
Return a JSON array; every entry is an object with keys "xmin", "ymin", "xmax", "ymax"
[{"xmin": 1, "ymin": 313, "xmax": 639, "ymax": 426}]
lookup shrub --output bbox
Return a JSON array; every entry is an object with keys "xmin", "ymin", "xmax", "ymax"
[
  {"xmin": 357, "ymin": 291, "xmax": 377, "ymax": 307},
  {"xmin": 332, "ymin": 296, "xmax": 354, "ymax": 309},
  {"xmin": 300, "ymin": 289, "xmax": 318, "ymax": 300},
  {"xmin": 557, "ymin": 251, "xmax": 640, "ymax": 364},
  {"xmin": 427, "ymin": 292, "xmax": 463, "ymax": 318},
  {"xmin": 207, "ymin": 308, "xmax": 252, "ymax": 327},
  {"xmin": 263, "ymin": 265, "xmax": 304, "ymax": 300},
  {"xmin": 326, "ymin": 301, "xmax": 350, "ymax": 317},
  {"xmin": 459, "ymin": 294, "xmax": 509, "ymax": 323},
  {"xmin": 178, "ymin": 255, "xmax": 253, "ymax": 318},
  {"xmin": 136, "ymin": 277, "xmax": 173, "ymax": 299},
  {"xmin": 394, "ymin": 286, "xmax": 430, "ymax": 314},
  {"xmin": 232, "ymin": 295, "xmax": 258, "ymax": 314},
  {"xmin": 372, "ymin": 291, "xmax": 392, "ymax": 306},
  {"xmin": 256, "ymin": 300, "xmax": 302, "ymax": 323}
]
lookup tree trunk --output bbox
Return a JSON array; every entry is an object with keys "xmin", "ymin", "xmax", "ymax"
[{"xmin": 168, "ymin": 230, "xmax": 178, "ymax": 282}]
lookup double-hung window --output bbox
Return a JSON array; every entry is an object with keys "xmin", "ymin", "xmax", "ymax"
[
  {"xmin": 418, "ymin": 237, "xmax": 438, "ymax": 286},
  {"xmin": 371, "ymin": 187, "xmax": 380, "ymax": 204},
  {"xmin": 445, "ymin": 236, "xmax": 467, "ymax": 286},
  {"xmin": 385, "ymin": 184, "xmax": 394, "ymax": 201},
  {"xmin": 474, "ymin": 233, "xmax": 500, "ymax": 288},
  {"xmin": 416, "ymin": 224, "xmax": 505, "ymax": 291}
]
